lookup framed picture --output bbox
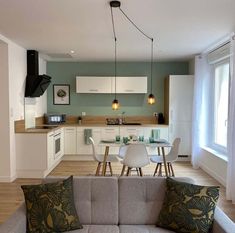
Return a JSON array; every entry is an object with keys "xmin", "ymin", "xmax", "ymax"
[{"xmin": 53, "ymin": 84, "xmax": 70, "ymax": 105}]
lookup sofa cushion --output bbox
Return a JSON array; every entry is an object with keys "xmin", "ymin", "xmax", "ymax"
[
  {"xmin": 119, "ymin": 225, "xmax": 175, "ymax": 233},
  {"xmin": 156, "ymin": 177, "xmax": 220, "ymax": 233},
  {"xmin": 45, "ymin": 176, "xmax": 118, "ymax": 225},
  {"xmin": 66, "ymin": 225, "xmax": 119, "ymax": 233},
  {"xmin": 119, "ymin": 177, "xmax": 193, "ymax": 225},
  {"xmin": 21, "ymin": 176, "xmax": 82, "ymax": 233}
]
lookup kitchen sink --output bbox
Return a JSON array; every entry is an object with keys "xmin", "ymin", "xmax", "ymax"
[{"xmin": 122, "ymin": 122, "xmax": 142, "ymax": 125}]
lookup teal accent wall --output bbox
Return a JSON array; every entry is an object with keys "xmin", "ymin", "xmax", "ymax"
[{"xmin": 47, "ymin": 62, "xmax": 189, "ymax": 116}]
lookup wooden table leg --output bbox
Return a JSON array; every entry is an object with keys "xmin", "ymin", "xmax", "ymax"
[
  {"xmin": 161, "ymin": 147, "xmax": 169, "ymax": 177},
  {"xmin": 157, "ymin": 147, "xmax": 161, "ymax": 155},
  {"xmin": 102, "ymin": 146, "xmax": 109, "ymax": 176}
]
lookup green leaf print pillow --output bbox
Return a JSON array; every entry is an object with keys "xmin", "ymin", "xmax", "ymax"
[
  {"xmin": 21, "ymin": 176, "xmax": 82, "ymax": 233},
  {"xmin": 156, "ymin": 177, "xmax": 219, "ymax": 233}
]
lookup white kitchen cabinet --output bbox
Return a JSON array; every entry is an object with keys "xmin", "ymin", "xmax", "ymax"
[
  {"xmin": 120, "ymin": 127, "xmax": 144, "ymax": 139},
  {"xmin": 47, "ymin": 131, "xmax": 54, "ymax": 169},
  {"xmin": 165, "ymin": 75, "xmax": 194, "ymax": 158},
  {"xmin": 101, "ymin": 127, "xmax": 119, "ymax": 154},
  {"xmin": 76, "ymin": 76, "xmax": 112, "ymax": 93},
  {"xmin": 16, "ymin": 130, "xmax": 63, "ymax": 178},
  {"xmin": 76, "ymin": 127, "xmax": 102, "ymax": 155},
  {"xmin": 113, "ymin": 76, "xmax": 147, "ymax": 93},
  {"xmin": 64, "ymin": 127, "xmax": 77, "ymax": 154}
]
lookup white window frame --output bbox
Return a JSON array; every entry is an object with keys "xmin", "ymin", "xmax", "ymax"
[{"xmin": 208, "ymin": 58, "xmax": 229, "ymax": 155}]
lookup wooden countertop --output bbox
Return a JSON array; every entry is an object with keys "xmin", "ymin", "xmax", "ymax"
[{"xmin": 15, "ymin": 123, "xmax": 169, "ymax": 134}]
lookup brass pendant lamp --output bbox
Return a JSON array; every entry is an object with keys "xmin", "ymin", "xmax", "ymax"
[
  {"xmin": 110, "ymin": 1, "xmax": 120, "ymax": 110},
  {"xmin": 110, "ymin": 1, "xmax": 155, "ymax": 106}
]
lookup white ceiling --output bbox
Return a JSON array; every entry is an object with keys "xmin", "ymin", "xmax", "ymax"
[{"xmin": 0, "ymin": 0, "xmax": 235, "ymax": 61}]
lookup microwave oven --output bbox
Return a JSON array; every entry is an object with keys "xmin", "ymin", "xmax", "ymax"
[{"xmin": 44, "ymin": 114, "xmax": 66, "ymax": 124}]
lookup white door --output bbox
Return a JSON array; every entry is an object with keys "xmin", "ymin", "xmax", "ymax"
[
  {"xmin": 64, "ymin": 127, "xmax": 77, "ymax": 154},
  {"xmin": 47, "ymin": 132, "xmax": 54, "ymax": 169},
  {"xmin": 114, "ymin": 76, "xmax": 147, "ymax": 93},
  {"xmin": 76, "ymin": 76, "xmax": 112, "ymax": 93}
]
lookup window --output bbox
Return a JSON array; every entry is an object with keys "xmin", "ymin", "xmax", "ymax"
[{"xmin": 210, "ymin": 60, "xmax": 229, "ymax": 153}]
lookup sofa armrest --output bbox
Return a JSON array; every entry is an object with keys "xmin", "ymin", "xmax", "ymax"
[
  {"xmin": 212, "ymin": 207, "xmax": 235, "ymax": 233},
  {"xmin": 0, "ymin": 203, "xmax": 26, "ymax": 233}
]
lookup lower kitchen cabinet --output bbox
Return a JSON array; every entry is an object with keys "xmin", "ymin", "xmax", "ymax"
[
  {"xmin": 16, "ymin": 129, "xmax": 63, "ymax": 178},
  {"xmin": 63, "ymin": 125, "xmax": 169, "ymax": 159},
  {"xmin": 64, "ymin": 127, "xmax": 77, "ymax": 154}
]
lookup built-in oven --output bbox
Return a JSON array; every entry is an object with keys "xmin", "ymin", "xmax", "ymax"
[{"xmin": 54, "ymin": 129, "xmax": 62, "ymax": 159}]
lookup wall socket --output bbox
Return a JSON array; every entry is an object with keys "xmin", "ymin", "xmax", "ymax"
[
  {"xmin": 82, "ymin": 112, "xmax": 86, "ymax": 116},
  {"xmin": 153, "ymin": 112, "xmax": 158, "ymax": 117}
]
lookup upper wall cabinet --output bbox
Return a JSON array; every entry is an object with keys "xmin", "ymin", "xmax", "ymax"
[
  {"xmin": 76, "ymin": 76, "xmax": 112, "ymax": 93},
  {"xmin": 113, "ymin": 76, "xmax": 147, "ymax": 94},
  {"xmin": 76, "ymin": 76, "xmax": 147, "ymax": 94}
]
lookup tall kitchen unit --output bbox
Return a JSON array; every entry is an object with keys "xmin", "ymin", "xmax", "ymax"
[{"xmin": 164, "ymin": 75, "xmax": 194, "ymax": 160}]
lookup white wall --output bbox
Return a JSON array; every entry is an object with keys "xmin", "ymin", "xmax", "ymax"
[
  {"xmin": 25, "ymin": 57, "xmax": 47, "ymax": 128},
  {"xmin": 198, "ymin": 149, "xmax": 227, "ymax": 186},
  {"xmin": 0, "ymin": 33, "xmax": 47, "ymax": 181},
  {"xmin": 0, "ymin": 40, "xmax": 11, "ymax": 181}
]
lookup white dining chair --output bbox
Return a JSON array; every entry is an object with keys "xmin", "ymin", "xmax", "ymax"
[
  {"xmin": 120, "ymin": 144, "xmax": 150, "ymax": 176},
  {"xmin": 150, "ymin": 137, "xmax": 181, "ymax": 177},
  {"xmin": 89, "ymin": 137, "xmax": 118, "ymax": 176}
]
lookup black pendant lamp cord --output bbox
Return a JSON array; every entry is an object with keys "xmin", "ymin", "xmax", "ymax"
[
  {"xmin": 119, "ymin": 7, "xmax": 152, "ymax": 40},
  {"xmin": 118, "ymin": 6, "xmax": 154, "ymax": 94},
  {"xmin": 151, "ymin": 38, "xmax": 153, "ymax": 94},
  {"xmin": 110, "ymin": 6, "xmax": 117, "ymax": 99}
]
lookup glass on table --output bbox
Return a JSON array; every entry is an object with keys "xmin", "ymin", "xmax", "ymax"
[
  {"xmin": 115, "ymin": 135, "xmax": 120, "ymax": 142},
  {"xmin": 138, "ymin": 135, "xmax": 144, "ymax": 142}
]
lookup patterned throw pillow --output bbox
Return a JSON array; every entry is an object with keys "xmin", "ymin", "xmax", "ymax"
[
  {"xmin": 156, "ymin": 177, "xmax": 219, "ymax": 233},
  {"xmin": 21, "ymin": 176, "xmax": 83, "ymax": 233}
]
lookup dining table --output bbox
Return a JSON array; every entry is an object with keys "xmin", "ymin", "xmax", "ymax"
[{"xmin": 99, "ymin": 139, "xmax": 172, "ymax": 177}]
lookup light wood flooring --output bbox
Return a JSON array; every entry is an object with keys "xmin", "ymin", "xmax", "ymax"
[{"xmin": 0, "ymin": 161, "xmax": 235, "ymax": 225}]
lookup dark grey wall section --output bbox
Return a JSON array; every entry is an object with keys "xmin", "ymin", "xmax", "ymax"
[{"xmin": 47, "ymin": 61, "xmax": 189, "ymax": 116}]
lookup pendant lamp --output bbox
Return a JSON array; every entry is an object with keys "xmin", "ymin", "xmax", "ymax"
[
  {"xmin": 110, "ymin": 1, "xmax": 120, "ymax": 110},
  {"xmin": 110, "ymin": 1, "xmax": 155, "ymax": 105}
]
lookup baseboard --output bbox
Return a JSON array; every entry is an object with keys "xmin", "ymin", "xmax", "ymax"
[
  {"xmin": 199, "ymin": 161, "xmax": 226, "ymax": 186},
  {"xmin": 0, "ymin": 174, "xmax": 17, "ymax": 182},
  {"xmin": 63, "ymin": 154, "xmax": 93, "ymax": 161},
  {"xmin": 177, "ymin": 155, "xmax": 191, "ymax": 162}
]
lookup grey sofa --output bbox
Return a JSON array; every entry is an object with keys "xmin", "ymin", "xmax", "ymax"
[{"xmin": 0, "ymin": 176, "xmax": 234, "ymax": 233}]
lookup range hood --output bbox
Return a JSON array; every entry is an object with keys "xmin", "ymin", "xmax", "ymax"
[{"xmin": 25, "ymin": 50, "xmax": 51, "ymax": 97}]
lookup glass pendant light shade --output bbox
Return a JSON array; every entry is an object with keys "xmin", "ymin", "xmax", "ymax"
[
  {"xmin": 148, "ymin": 93, "xmax": 155, "ymax": 105},
  {"xmin": 112, "ymin": 99, "xmax": 119, "ymax": 110}
]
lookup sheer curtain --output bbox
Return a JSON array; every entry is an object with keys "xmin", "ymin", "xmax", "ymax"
[
  {"xmin": 226, "ymin": 35, "xmax": 235, "ymax": 203},
  {"xmin": 191, "ymin": 55, "xmax": 210, "ymax": 168}
]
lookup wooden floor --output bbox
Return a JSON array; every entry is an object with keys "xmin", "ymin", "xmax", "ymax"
[{"xmin": 0, "ymin": 161, "xmax": 235, "ymax": 224}]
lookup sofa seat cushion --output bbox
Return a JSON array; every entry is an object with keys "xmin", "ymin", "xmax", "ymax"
[
  {"xmin": 66, "ymin": 225, "xmax": 119, "ymax": 233},
  {"xmin": 119, "ymin": 225, "xmax": 175, "ymax": 233}
]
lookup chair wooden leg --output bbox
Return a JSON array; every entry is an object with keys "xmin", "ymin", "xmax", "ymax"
[
  {"xmin": 108, "ymin": 162, "xmax": 113, "ymax": 176},
  {"xmin": 95, "ymin": 162, "xmax": 101, "ymax": 176},
  {"xmin": 159, "ymin": 163, "xmax": 162, "ymax": 176},
  {"xmin": 167, "ymin": 163, "xmax": 171, "ymax": 176},
  {"xmin": 170, "ymin": 163, "xmax": 175, "ymax": 177},
  {"xmin": 139, "ymin": 168, "xmax": 143, "ymax": 177},
  {"xmin": 136, "ymin": 167, "xmax": 139, "ymax": 176},
  {"xmin": 126, "ymin": 167, "xmax": 131, "ymax": 176},
  {"xmin": 104, "ymin": 162, "xmax": 108, "ymax": 176},
  {"xmin": 121, "ymin": 165, "xmax": 126, "ymax": 176},
  {"xmin": 154, "ymin": 163, "xmax": 160, "ymax": 176}
]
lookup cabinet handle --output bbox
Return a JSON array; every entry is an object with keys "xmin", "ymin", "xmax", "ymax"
[
  {"xmin": 89, "ymin": 89, "xmax": 98, "ymax": 92},
  {"xmin": 125, "ymin": 89, "xmax": 134, "ymax": 92},
  {"xmin": 65, "ymin": 129, "xmax": 75, "ymax": 131}
]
